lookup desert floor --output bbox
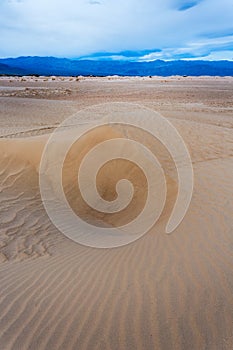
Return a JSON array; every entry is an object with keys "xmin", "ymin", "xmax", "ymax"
[{"xmin": 0, "ymin": 76, "xmax": 233, "ymax": 350}]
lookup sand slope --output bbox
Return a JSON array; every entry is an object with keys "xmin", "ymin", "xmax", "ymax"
[{"xmin": 0, "ymin": 76, "xmax": 233, "ymax": 350}]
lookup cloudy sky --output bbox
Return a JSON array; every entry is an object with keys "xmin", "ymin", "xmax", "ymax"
[{"xmin": 0, "ymin": 0, "xmax": 233, "ymax": 60}]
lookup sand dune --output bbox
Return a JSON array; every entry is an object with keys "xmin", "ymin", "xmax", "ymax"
[{"xmin": 0, "ymin": 76, "xmax": 233, "ymax": 349}]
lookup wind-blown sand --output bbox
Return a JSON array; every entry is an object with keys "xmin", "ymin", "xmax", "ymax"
[{"xmin": 0, "ymin": 76, "xmax": 233, "ymax": 349}]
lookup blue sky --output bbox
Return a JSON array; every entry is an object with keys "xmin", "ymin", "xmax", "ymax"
[{"xmin": 0, "ymin": 0, "xmax": 233, "ymax": 60}]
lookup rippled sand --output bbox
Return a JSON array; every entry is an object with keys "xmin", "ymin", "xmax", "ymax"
[{"xmin": 0, "ymin": 76, "xmax": 233, "ymax": 349}]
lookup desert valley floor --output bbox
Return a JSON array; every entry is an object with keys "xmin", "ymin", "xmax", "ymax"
[{"xmin": 0, "ymin": 76, "xmax": 233, "ymax": 350}]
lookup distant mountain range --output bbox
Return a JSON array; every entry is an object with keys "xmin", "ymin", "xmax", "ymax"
[{"xmin": 0, "ymin": 56, "xmax": 233, "ymax": 76}]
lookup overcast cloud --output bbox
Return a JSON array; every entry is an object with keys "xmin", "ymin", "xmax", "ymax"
[{"xmin": 0, "ymin": 0, "xmax": 233, "ymax": 60}]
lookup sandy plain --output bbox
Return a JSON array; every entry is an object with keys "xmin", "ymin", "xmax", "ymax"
[{"xmin": 0, "ymin": 75, "xmax": 233, "ymax": 350}]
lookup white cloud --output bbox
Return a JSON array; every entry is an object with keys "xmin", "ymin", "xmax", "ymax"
[
  {"xmin": 139, "ymin": 35, "xmax": 233, "ymax": 61},
  {"xmin": 0, "ymin": 0, "xmax": 232, "ymax": 59}
]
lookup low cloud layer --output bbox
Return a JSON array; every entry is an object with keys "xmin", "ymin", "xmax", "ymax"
[{"xmin": 0, "ymin": 0, "xmax": 232, "ymax": 60}]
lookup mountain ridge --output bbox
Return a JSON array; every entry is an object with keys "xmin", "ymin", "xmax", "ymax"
[{"xmin": 0, "ymin": 56, "xmax": 233, "ymax": 76}]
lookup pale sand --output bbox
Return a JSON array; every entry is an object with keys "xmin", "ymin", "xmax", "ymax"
[{"xmin": 0, "ymin": 76, "xmax": 233, "ymax": 349}]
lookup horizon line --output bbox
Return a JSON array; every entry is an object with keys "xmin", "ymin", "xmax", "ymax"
[{"xmin": 1, "ymin": 55, "xmax": 233, "ymax": 63}]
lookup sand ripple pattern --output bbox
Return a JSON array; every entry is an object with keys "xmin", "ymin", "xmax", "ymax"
[
  {"xmin": 0, "ymin": 156, "xmax": 60, "ymax": 262},
  {"xmin": 0, "ymin": 78, "xmax": 233, "ymax": 349}
]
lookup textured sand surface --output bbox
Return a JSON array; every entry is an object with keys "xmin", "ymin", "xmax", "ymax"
[{"xmin": 0, "ymin": 76, "xmax": 233, "ymax": 349}]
